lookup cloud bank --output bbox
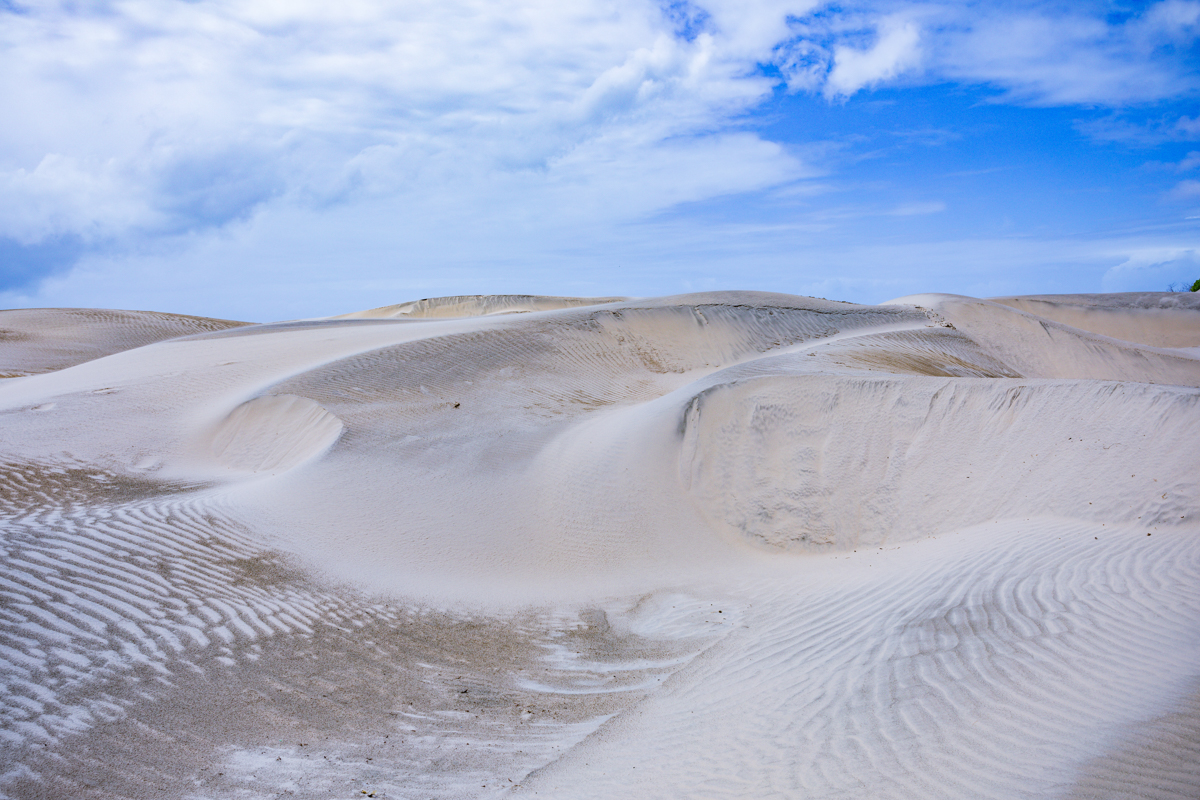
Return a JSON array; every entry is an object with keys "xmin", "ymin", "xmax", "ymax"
[{"xmin": 1, "ymin": 0, "xmax": 1198, "ymax": 315}]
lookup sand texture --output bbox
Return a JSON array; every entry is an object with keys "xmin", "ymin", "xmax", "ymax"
[{"xmin": 0, "ymin": 291, "xmax": 1197, "ymax": 799}]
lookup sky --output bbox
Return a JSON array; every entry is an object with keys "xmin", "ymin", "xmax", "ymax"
[{"xmin": 1, "ymin": 0, "xmax": 1199, "ymax": 321}]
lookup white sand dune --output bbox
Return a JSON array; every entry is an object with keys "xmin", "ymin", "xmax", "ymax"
[
  {"xmin": 0, "ymin": 291, "xmax": 1197, "ymax": 799},
  {"xmin": 986, "ymin": 292, "xmax": 1200, "ymax": 349},
  {"xmin": 0, "ymin": 308, "xmax": 251, "ymax": 378}
]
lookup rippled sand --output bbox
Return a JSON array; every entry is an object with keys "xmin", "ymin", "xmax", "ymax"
[{"xmin": 1, "ymin": 291, "xmax": 1197, "ymax": 799}]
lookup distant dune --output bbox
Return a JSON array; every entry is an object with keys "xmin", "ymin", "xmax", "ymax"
[{"xmin": 1, "ymin": 291, "xmax": 1197, "ymax": 799}]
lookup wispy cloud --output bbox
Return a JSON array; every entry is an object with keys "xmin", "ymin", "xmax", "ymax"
[
  {"xmin": 1168, "ymin": 178, "xmax": 1200, "ymax": 199},
  {"xmin": 1101, "ymin": 246, "xmax": 1200, "ymax": 291},
  {"xmin": 1077, "ymin": 114, "xmax": 1200, "ymax": 145},
  {"xmin": 934, "ymin": 4, "xmax": 1200, "ymax": 106},
  {"xmin": 1179, "ymin": 151, "xmax": 1200, "ymax": 171},
  {"xmin": 887, "ymin": 200, "xmax": 945, "ymax": 216}
]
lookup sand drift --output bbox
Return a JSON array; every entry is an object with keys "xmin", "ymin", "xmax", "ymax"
[{"xmin": 0, "ymin": 291, "xmax": 1198, "ymax": 799}]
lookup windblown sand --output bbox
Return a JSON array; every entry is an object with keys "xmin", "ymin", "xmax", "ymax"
[{"xmin": 0, "ymin": 291, "xmax": 1197, "ymax": 799}]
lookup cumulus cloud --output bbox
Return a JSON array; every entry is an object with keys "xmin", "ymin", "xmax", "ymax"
[
  {"xmin": 825, "ymin": 17, "xmax": 922, "ymax": 98},
  {"xmin": 771, "ymin": 1, "xmax": 1200, "ymax": 104},
  {"xmin": 0, "ymin": 0, "xmax": 818, "ymax": 283},
  {"xmin": 0, "ymin": 154, "xmax": 155, "ymax": 244}
]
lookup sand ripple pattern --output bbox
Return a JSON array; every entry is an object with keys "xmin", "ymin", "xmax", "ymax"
[
  {"xmin": 518, "ymin": 522, "xmax": 1200, "ymax": 799},
  {"xmin": 0, "ymin": 308, "xmax": 249, "ymax": 378},
  {"xmin": 0, "ymin": 461, "xmax": 724, "ymax": 799}
]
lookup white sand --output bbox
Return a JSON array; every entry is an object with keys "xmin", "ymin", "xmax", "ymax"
[{"xmin": 0, "ymin": 291, "xmax": 1197, "ymax": 799}]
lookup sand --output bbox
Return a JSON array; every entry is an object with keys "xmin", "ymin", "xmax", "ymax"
[{"xmin": 0, "ymin": 291, "xmax": 1197, "ymax": 799}]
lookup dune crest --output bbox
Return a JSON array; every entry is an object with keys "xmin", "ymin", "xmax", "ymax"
[
  {"xmin": 330, "ymin": 293, "xmax": 628, "ymax": 319},
  {"xmin": 888, "ymin": 292, "xmax": 1200, "ymax": 384},
  {"xmin": 989, "ymin": 292, "xmax": 1200, "ymax": 348}
]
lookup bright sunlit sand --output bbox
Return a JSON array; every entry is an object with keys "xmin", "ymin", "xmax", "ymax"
[{"xmin": 1, "ymin": 291, "xmax": 1198, "ymax": 799}]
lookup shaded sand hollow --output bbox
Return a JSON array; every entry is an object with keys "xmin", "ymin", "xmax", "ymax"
[{"xmin": 0, "ymin": 291, "xmax": 1198, "ymax": 799}]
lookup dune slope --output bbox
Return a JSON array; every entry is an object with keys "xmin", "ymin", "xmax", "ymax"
[
  {"xmin": 0, "ymin": 291, "xmax": 1197, "ymax": 799},
  {"xmin": 0, "ymin": 308, "xmax": 251, "ymax": 377}
]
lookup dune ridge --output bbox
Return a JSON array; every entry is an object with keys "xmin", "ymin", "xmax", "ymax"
[
  {"xmin": 329, "ymin": 294, "xmax": 629, "ymax": 320},
  {"xmin": 988, "ymin": 292, "xmax": 1200, "ymax": 348},
  {"xmin": 0, "ymin": 291, "xmax": 1197, "ymax": 799}
]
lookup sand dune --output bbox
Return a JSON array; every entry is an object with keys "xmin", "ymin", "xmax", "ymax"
[
  {"xmin": 0, "ymin": 308, "xmax": 250, "ymax": 378},
  {"xmin": 987, "ymin": 292, "xmax": 1200, "ymax": 349},
  {"xmin": 0, "ymin": 291, "xmax": 1197, "ymax": 799}
]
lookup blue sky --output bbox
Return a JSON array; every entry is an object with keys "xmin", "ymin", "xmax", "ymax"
[{"xmin": 1, "ymin": 0, "xmax": 1198, "ymax": 320}]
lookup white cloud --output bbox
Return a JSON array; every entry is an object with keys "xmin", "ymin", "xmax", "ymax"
[
  {"xmin": 0, "ymin": 0, "xmax": 824, "ymax": 263},
  {"xmin": 1138, "ymin": 0, "xmax": 1200, "ymax": 42},
  {"xmin": 766, "ymin": 1, "xmax": 1200, "ymax": 105},
  {"xmin": 1179, "ymin": 117, "xmax": 1200, "ymax": 138},
  {"xmin": 3, "ymin": 0, "xmax": 1196, "ymax": 252},
  {"xmin": 1077, "ymin": 114, "xmax": 1200, "ymax": 145},
  {"xmin": 1168, "ymin": 179, "xmax": 1200, "ymax": 199},
  {"xmin": 2, "ymin": 0, "xmax": 1200, "ymax": 308},
  {"xmin": 825, "ymin": 18, "xmax": 921, "ymax": 99},
  {"xmin": 0, "ymin": 154, "xmax": 156, "ymax": 243},
  {"xmin": 1101, "ymin": 247, "xmax": 1200, "ymax": 292},
  {"xmin": 932, "ymin": 3, "xmax": 1200, "ymax": 105},
  {"xmin": 548, "ymin": 132, "xmax": 807, "ymax": 215}
]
